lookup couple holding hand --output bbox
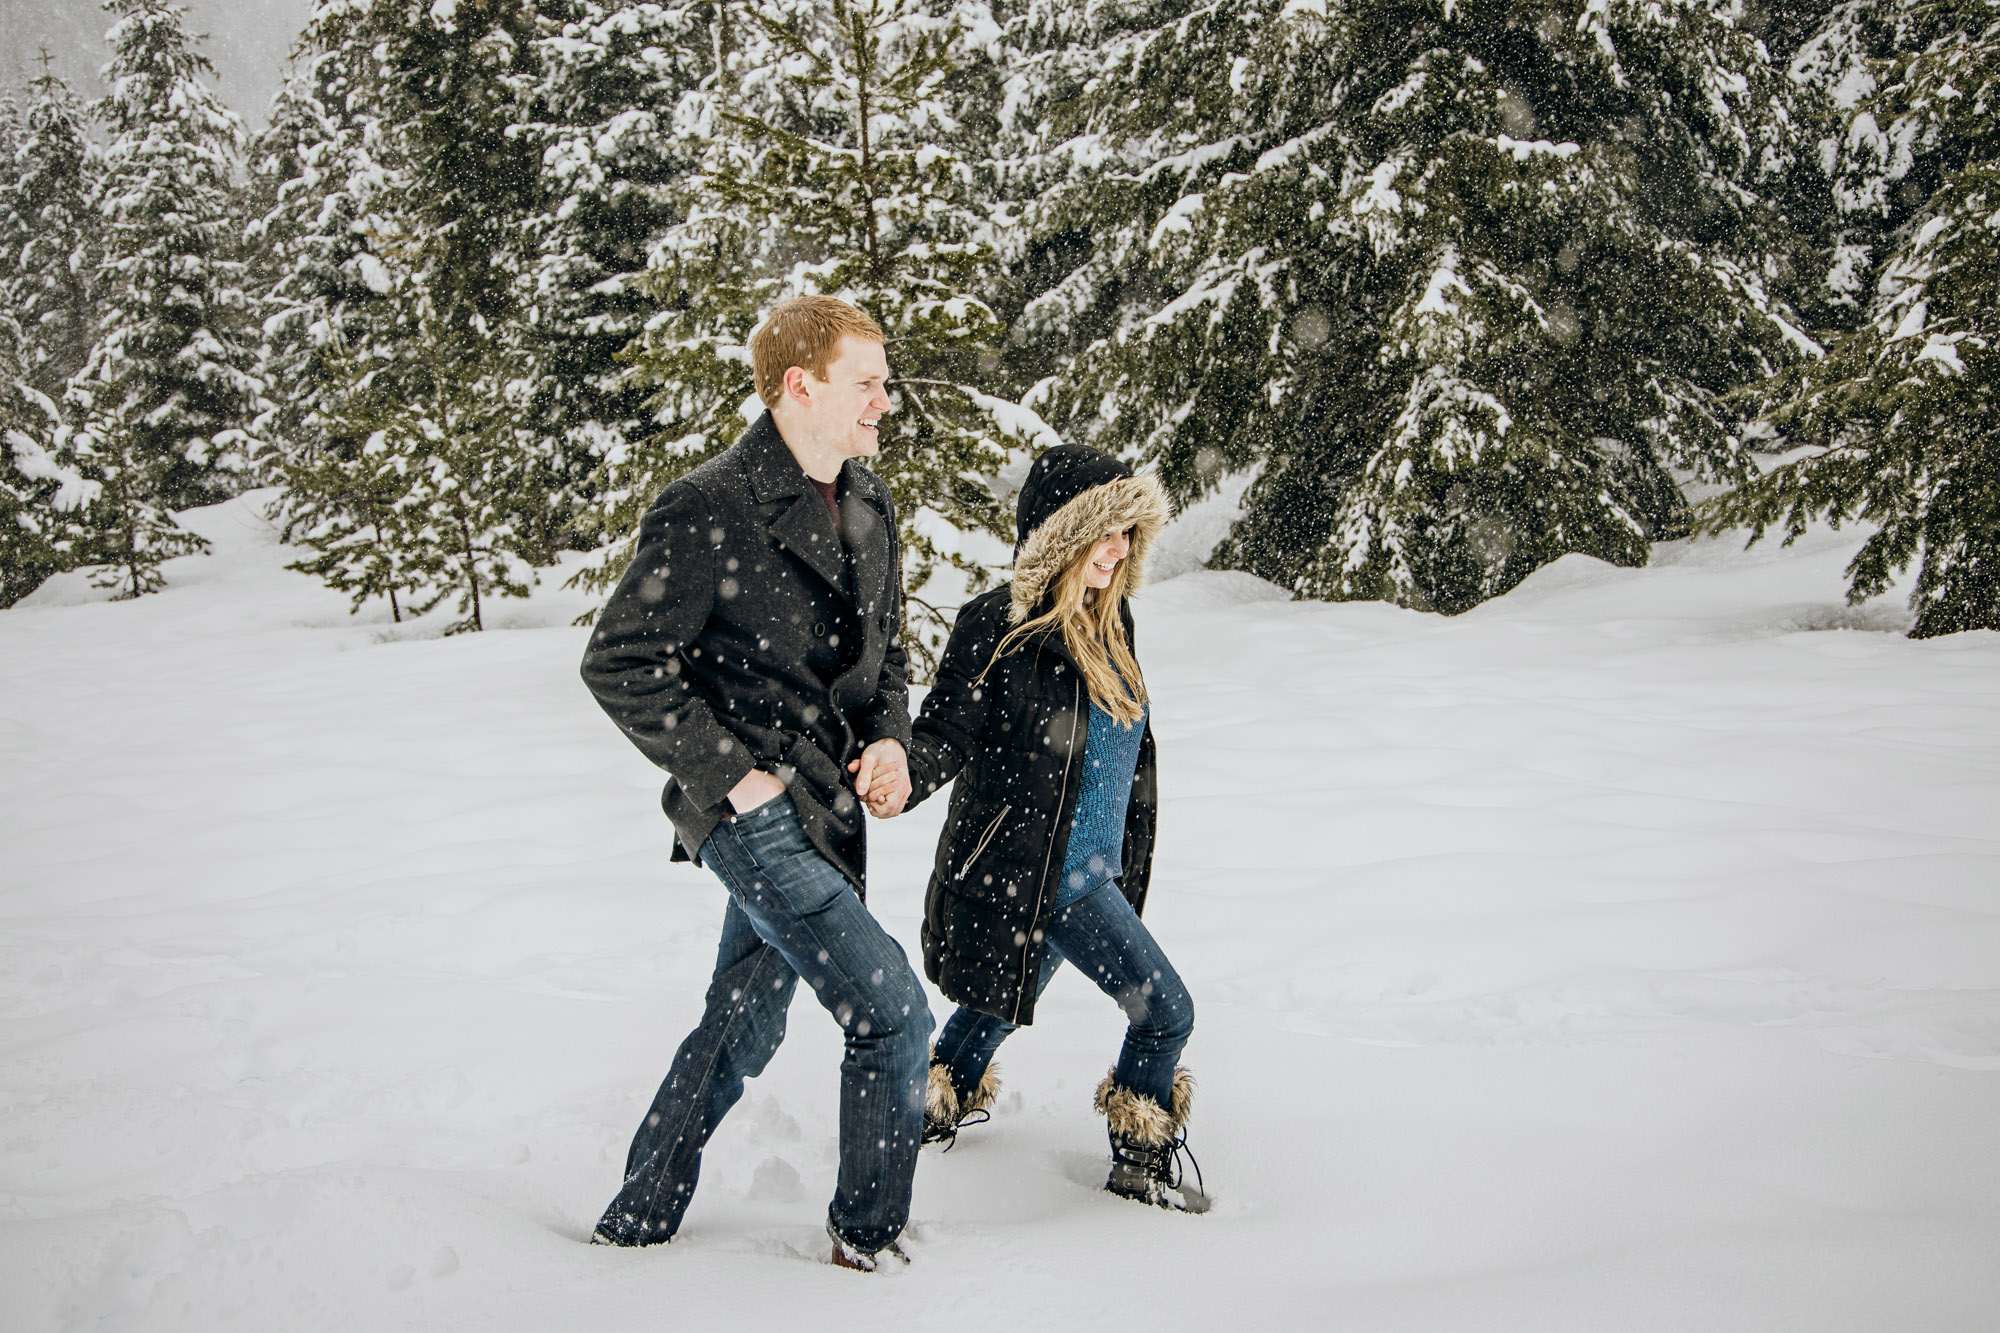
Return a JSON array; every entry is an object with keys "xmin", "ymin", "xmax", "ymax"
[{"xmin": 579, "ymin": 295, "xmax": 1201, "ymax": 1270}]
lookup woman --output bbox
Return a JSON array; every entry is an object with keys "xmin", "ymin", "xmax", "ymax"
[{"xmin": 892, "ymin": 444, "xmax": 1203, "ymax": 1211}]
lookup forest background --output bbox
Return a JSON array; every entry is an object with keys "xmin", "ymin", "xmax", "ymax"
[{"xmin": 3, "ymin": 0, "xmax": 1996, "ymax": 667}]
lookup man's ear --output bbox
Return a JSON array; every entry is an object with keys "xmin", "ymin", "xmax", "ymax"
[{"xmin": 782, "ymin": 364, "xmax": 816, "ymax": 407}]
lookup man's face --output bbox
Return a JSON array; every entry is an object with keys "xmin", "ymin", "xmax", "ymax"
[{"xmin": 798, "ymin": 335, "xmax": 892, "ymax": 460}]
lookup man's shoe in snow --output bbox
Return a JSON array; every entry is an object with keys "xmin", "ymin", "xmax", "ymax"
[
  {"xmin": 1096, "ymin": 1068, "xmax": 1211, "ymax": 1213},
  {"xmin": 827, "ymin": 1219, "xmax": 910, "ymax": 1272},
  {"xmin": 588, "ymin": 1214, "xmax": 671, "ymax": 1247}
]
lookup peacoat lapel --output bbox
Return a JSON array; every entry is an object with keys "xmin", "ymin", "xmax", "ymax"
[
  {"xmin": 738, "ymin": 412, "xmax": 853, "ymax": 599},
  {"xmin": 838, "ymin": 475, "xmax": 889, "ymax": 619},
  {"xmin": 827, "ymin": 478, "xmax": 895, "ymax": 714}
]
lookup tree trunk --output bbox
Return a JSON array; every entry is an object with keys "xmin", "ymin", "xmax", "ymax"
[
  {"xmin": 456, "ymin": 504, "xmax": 483, "ymax": 631},
  {"xmin": 369, "ymin": 514, "xmax": 402, "ymax": 622},
  {"xmin": 853, "ymin": 8, "xmax": 880, "ymax": 279}
]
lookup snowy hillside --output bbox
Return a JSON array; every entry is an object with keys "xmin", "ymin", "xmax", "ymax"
[{"xmin": 2, "ymin": 496, "xmax": 1997, "ymax": 1330}]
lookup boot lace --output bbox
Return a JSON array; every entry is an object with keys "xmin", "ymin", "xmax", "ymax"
[
  {"xmin": 1163, "ymin": 1128, "xmax": 1205, "ymax": 1200},
  {"xmin": 923, "ymin": 1106, "xmax": 990, "ymax": 1151}
]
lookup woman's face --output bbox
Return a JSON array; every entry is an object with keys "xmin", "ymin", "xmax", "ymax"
[{"xmin": 1081, "ymin": 527, "xmax": 1133, "ymax": 591}]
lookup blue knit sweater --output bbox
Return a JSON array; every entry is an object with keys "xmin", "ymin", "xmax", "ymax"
[{"xmin": 1055, "ymin": 698, "xmax": 1148, "ymax": 910}]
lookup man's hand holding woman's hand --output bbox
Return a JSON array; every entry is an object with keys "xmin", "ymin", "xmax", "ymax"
[
  {"xmin": 728, "ymin": 738, "xmax": 909, "ymax": 820},
  {"xmin": 848, "ymin": 738, "xmax": 910, "ymax": 819}
]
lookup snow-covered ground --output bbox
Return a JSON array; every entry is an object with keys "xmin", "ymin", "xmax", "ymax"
[{"xmin": 3, "ymin": 494, "xmax": 1997, "ymax": 1331}]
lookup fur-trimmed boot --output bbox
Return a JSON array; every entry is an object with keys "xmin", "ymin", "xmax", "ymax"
[
  {"xmin": 1094, "ymin": 1068, "xmax": 1209, "ymax": 1213},
  {"xmin": 922, "ymin": 1054, "xmax": 1000, "ymax": 1148}
]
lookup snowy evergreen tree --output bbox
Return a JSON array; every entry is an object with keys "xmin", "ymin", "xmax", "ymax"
[
  {"xmin": 0, "ymin": 61, "xmax": 107, "ymax": 604},
  {"xmin": 1015, "ymin": 0, "xmax": 1823, "ymax": 615},
  {"xmin": 289, "ymin": 300, "xmax": 536, "ymax": 632},
  {"xmin": 61, "ymin": 0, "xmax": 261, "ymax": 598},
  {"xmin": 356, "ymin": 0, "xmax": 546, "ymax": 328},
  {"xmin": 245, "ymin": 53, "xmax": 360, "ymax": 464},
  {"xmin": 4, "ymin": 61, "xmax": 102, "ymax": 404},
  {"xmin": 1707, "ymin": 0, "xmax": 2000, "ymax": 637},
  {"xmin": 265, "ymin": 0, "xmax": 579, "ymax": 624},
  {"xmin": 0, "ymin": 368, "xmax": 95, "ymax": 607},
  {"xmin": 246, "ymin": 6, "xmax": 423, "ymax": 592},
  {"xmin": 515, "ymin": 0, "xmax": 709, "ymax": 540},
  {"xmin": 1, "ymin": 319, "xmax": 93, "ymax": 607},
  {"xmin": 278, "ymin": 0, "xmax": 592, "ymax": 577},
  {"xmin": 601, "ymin": 0, "xmax": 1031, "ymax": 669}
]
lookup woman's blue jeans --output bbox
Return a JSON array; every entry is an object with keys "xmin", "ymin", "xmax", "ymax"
[
  {"xmin": 932, "ymin": 879, "xmax": 1194, "ymax": 1112},
  {"xmin": 594, "ymin": 797, "xmax": 933, "ymax": 1252}
]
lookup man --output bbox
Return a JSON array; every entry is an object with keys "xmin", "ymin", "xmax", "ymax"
[{"xmin": 580, "ymin": 295, "xmax": 929, "ymax": 1271}]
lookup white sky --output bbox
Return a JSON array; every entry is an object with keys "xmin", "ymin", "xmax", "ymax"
[{"xmin": 2, "ymin": 0, "xmax": 311, "ymax": 128}]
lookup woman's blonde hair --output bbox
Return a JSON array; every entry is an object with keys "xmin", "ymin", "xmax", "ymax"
[{"xmin": 987, "ymin": 534, "xmax": 1147, "ymax": 726}]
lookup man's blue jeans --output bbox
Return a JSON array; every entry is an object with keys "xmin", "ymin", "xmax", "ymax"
[
  {"xmin": 594, "ymin": 797, "xmax": 933, "ymax": 1252},
  {"xmin": 932, "ymin": 879, "xmax": 1194, "ymax": 1112}
]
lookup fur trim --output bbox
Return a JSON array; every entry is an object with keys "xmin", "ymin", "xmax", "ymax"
[
  {"xmin": 925, "ymin": 1061, "xmax": 958, "ymax": 1125},
  {"xmin": 1093, "ymin": 1067, "xmax": 1195, "ymax": 1146},
  {"xmin": 927, "ymin": 1052, "xmax": 1001, "ymax": 1125},
  {"xmin": 1009, "ymin": 473, "xmax": 1172, "ymax": 626}
]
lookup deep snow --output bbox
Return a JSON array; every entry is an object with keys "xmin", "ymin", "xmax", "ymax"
[{"xmin": 2, "ymin": 494, "xmax": 1997, "ymax": 1330}]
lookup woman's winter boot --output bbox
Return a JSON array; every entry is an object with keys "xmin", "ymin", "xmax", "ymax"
[
  {"xmin": 922, "ymin": 1053, "xmax": 1000, "ymax": 1148},
  {"xmin": 1094, "ymin": 1068, "xmax": 1209, "ymax": 1212}
]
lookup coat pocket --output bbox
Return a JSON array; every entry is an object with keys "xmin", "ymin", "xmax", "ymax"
[{"xmin": 953, "ymin": 803, "xmax": 1012, "ymax": 883}]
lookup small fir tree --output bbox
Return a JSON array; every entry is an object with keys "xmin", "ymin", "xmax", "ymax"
[
  {"xmin": 0, "ymin": 60, "xmax": 107, "ymax": 604},
  {"xmin": 1705, "ymin": 0, "xmax": 2000, "ymax": 638},
  {"xmin": 287, "ymin": 294, "xmax": 535, "ymax": 632},
  {"xmin": 66, "ymin": 0, "xmax": 261, "ymax": 577},
  {"xmin": 1, "ymin": 360, "xmax": 96, "ymax": 607},
  {"xmin": 5, "ymin": 59, "xmax": 102, "ymax": 403},
  {"xmin": 59, "ymin": 401, "xmax": 212, "ymax": 598}
]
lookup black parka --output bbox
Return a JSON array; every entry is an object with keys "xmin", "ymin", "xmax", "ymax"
[
  {"xmin": 580, "ymin": 412, "xmax": 912, "ymax": 891},
  {"xmin": 905, "ymin": 447, "xmax": 1171, "ymax": 1024}
]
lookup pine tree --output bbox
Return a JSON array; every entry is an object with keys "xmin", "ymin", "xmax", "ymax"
[
  {"xmin": 355, "ymin": 0, "xmax": 546, "ymax": 330},
  {"xmin": 265, "ymin": 0, "xmax": 580, "ymax": 627},
  {"xmin": 0, "ymin": 60, "xmax": 106, "ymax": 604},
  {"xmin": 1706, "ymin": 0, "xmax": 2000, "ymax": 638},
  {"xmin": 246, "ymin": 6, "xmax": 421, "ymax": 579},
  {"xmin": 244, "ymin": 54, "xmax": 352, "ymax": 464},
  {"xmin": 290, "ymin": 300, "xmax": 536, "ymax": 632},
  {"xmin": 514, "ymin": 0, "xmax": 710, "ymax": 549},
  {"xmin": 291, "ymin": 0, "xmax": 582, "ymax": 580},
  {"xmin": 603, "ymin": 0, "xmax": 1034, "ymax": 670},
  {"xmin": 6, "ymin": 59, "xmax": 102, "ymax": 404},
  {"xmin": 60, "ymin": 0, "xmax": 262, "ymax": 597},
  {"xmin": 1014, "ymin": 0, "xmax": 1822, "ymax": 615},
  {"xmin": 0, "ymin": 317, "xmax": 74, "ymax": 607},
  {"xmin": 1, "ymin": 384, "xmax": 100, "ymax": 605}
]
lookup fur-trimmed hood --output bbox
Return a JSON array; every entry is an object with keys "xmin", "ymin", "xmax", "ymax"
[{"xmin": 1009, "ymin": 446, "xmax": 1171, "ymax": 626}]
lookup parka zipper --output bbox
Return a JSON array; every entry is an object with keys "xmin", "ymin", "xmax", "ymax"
[
  {"xmin": 953, "ymin": 803, "xmax": 1013, "ymax": 883},
  {"xmin": 1013, "ymin": 675, "xmax": 1082, "ymax": 1024}
]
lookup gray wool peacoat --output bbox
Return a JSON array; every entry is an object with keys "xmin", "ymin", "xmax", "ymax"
[{"xmin": 579, "ymin": 411, "xmax": 913, "ymax": 893}]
